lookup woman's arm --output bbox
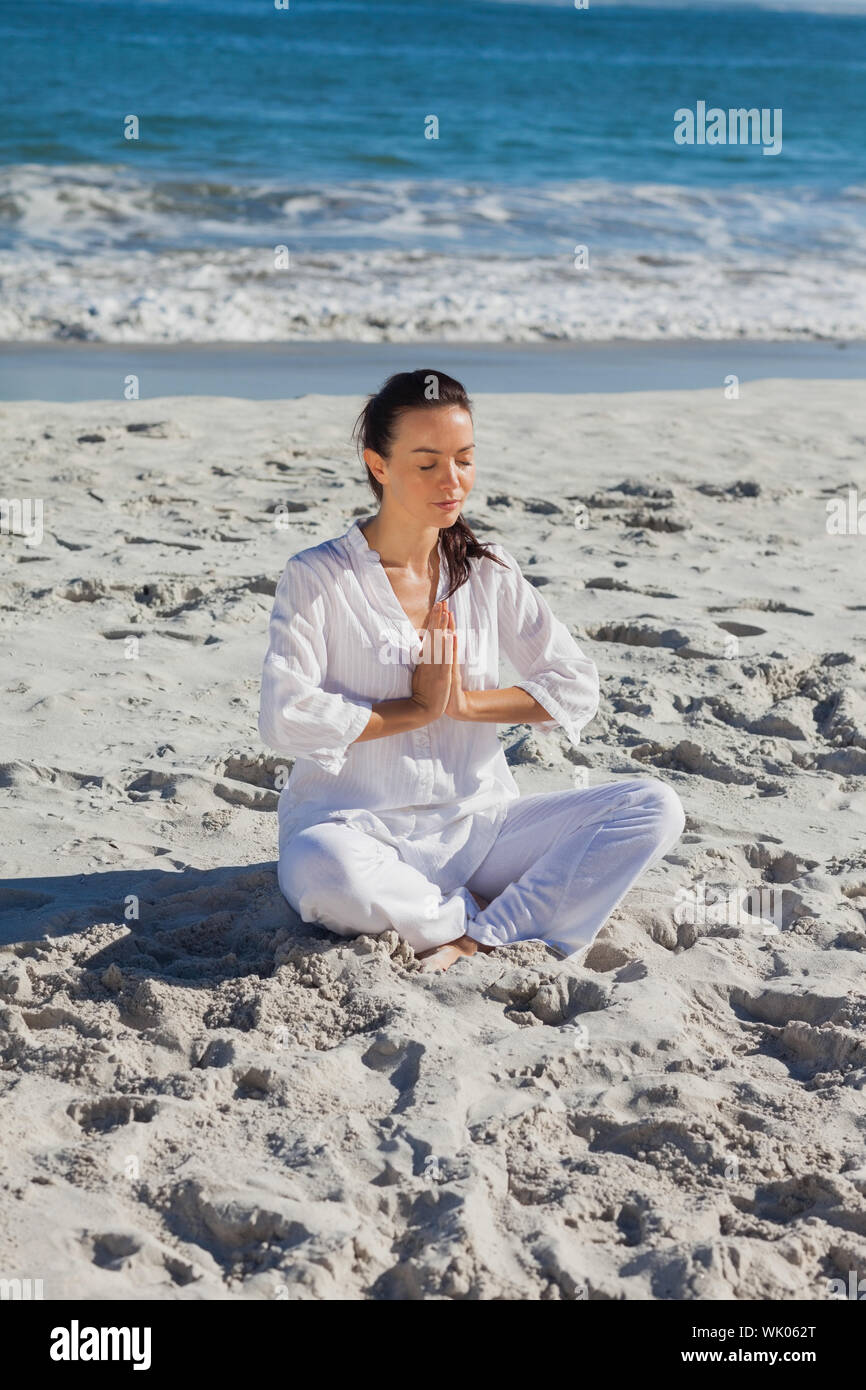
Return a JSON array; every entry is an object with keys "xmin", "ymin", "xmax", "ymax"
[
  {"xmin": 352, "ymin": 696, "xmax": 430, "ymax": 744},
  {"xmin": 455, "ymin": 685, "xmax": 553, "ymax": 724},
  {"xmin": 258, "ymin": 556, "xmax": 375, "ymax": 775},
  {"xmin": 454, "ymin": 544, "xmax": 600, "ymax": 742}
]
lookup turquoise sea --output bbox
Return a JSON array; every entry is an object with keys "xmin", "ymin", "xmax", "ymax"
[{"xmin": 1, "ymin": 0, "xmax": 864, "ymax": 341}]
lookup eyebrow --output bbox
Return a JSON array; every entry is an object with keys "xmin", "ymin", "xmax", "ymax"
[{"xmin": 410, "ymin": 443, "xmax": 475, "ymax": 454}]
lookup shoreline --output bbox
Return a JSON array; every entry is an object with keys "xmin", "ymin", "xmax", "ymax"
[{"xmin": 1, "ymin": 338, "xmax": 864, "ymax": 401}]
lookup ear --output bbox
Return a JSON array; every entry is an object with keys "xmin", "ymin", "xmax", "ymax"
[{"xmin": 363, "ymin": 447, "xmax": 388, "ymax": 486}]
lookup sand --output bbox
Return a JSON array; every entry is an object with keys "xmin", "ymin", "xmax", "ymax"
[{"xmin": 2, "ymin": 379, "xmax": 866, "ymax": 1300}]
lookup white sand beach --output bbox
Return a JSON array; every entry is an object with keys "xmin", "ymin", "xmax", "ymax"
[{"xmin": 2, "ymin": 379, "xmax": 866, "ymax": 1300}]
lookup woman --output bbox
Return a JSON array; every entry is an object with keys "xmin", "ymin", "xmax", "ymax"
[{"xmin": 259, "ymin": 369, "xmax": 685, "ymax": 973}]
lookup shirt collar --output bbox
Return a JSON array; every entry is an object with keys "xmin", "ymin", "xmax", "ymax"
[
  {"xmin": 343, "ymin": 514, "xmax": 381, "ymax": 564},
  {"xmin": 343, "ymin": 514, "xmax": 448, "ymax": 578}
]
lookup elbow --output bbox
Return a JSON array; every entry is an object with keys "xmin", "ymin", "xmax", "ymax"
[
  {"xmin": 258, "ymin": 663, "xmax": 299, "ymax": 754},
  {"xmin": 575, "ymin": 651, "xmax": 600, "ymax": 724},
  {"xmin": 557, "ymin": 659, "xmax": 601, "ymax": 743},
  {"xmin": 258, "ymin": 697, "xmax": 292, "ymax": 756},
  {"xmin": 257, "ymin": 705, "xmax": 274, "ymax": 751},
  {"xmin": 578, "ymin": 676, "xmax": 601, "ymax": 737},
  {"xmin": 588, "ymin": 665, "xmax": 601, "ymax": 723},
  {"xmin": 257, "ymin": 688, "xmax": 275, "ymax": 748}
]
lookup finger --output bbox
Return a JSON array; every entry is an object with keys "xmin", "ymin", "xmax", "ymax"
[{"xmin": 431, "ymin": 624, "xmax": 452, "ymax": 664}]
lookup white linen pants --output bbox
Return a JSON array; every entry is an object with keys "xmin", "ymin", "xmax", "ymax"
[{"xmin": 277, "ymin": 776, "xmax": 686, "ymax": 959}]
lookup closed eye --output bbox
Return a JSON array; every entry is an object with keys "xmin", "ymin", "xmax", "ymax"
[{"xmin": 420, "ymin": 460, "xmax": 474, "ymax": 471}]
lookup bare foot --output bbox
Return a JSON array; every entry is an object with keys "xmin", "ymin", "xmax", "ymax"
[
  {"xmin": 415, "ymin": 891, "xmax": 499, "ymax": 972},
  {"xmin": 417, "ymin": 934, "xmax": 480, "ymax": 973}
]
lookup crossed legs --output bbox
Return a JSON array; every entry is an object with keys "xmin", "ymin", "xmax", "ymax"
[{"xmin": 277, "ymin": 777, "xmax": 686, "ymax": 970}]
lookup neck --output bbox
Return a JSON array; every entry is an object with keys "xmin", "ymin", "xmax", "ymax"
[{"xmin": 361, "ymin": 508, "xmax": 442, "ymax": 576}]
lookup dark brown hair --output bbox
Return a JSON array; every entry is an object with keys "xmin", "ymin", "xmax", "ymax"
[{"xmin": 351, "ymin": 368, "xmax": 509, "ymax": 600}]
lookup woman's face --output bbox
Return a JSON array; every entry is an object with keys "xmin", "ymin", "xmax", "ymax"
[{"xmin": 365, "ymin": 405, "xmax": 475, "ymax": 527}]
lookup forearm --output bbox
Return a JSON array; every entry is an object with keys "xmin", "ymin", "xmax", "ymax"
[
  {"xmin": 461, "ymin": 686, "xmax": 553, "ymax": 724},
  {"xmin": 352, "ymin": 696, "xmax": 431, "ymax": 745}
]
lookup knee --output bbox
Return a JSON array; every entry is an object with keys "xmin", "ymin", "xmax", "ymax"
[
  {"xmin": 633, "ymin": 778, "xmax": 686, "ymax": 847},
  {"xmin": 278, "ymin": 824, "xmax": 359, "ymax": 930}
]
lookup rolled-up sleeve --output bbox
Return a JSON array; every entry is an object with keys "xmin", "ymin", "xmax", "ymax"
[
  {"xmin": 493, "ymin": 545, "xmax": 599, "ymax": 746},
  {"xmin": 258, "ymin": 557, "xmax": 372, "ymax": 776}
]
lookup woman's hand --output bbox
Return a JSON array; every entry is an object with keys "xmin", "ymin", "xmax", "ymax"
[
  {"xmin": 443, "ymin": 609, "xmax": 475, "ymax": 721},
  {"xmin": 410, "ymin": 600, "xmax": 454, "ymax": 721}
]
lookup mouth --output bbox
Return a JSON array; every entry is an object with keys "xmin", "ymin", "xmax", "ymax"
[{"xmin": 433, "ymin": 501, "xmax": 461, "ymax": 510}]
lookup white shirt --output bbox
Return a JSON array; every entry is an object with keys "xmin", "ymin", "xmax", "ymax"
[{"xmin": 258, "ymin": 513, "xmax": 600, "ymax": 895}]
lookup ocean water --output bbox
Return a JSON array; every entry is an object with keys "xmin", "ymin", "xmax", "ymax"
[{"xmin": 1, "ymin": 0, "xmax": 865, "ymax": 342}]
